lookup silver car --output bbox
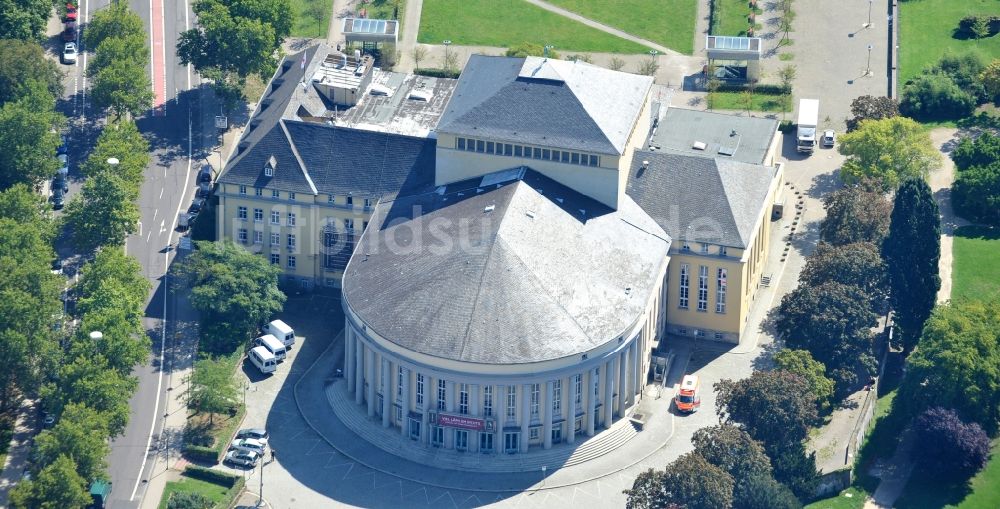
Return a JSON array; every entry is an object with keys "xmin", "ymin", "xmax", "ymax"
[
  {"xmin": 224, "ymin": 450, "xmax": 260, "ymax": 468},
  {"xmin": 230, "ymin": 437, "xmax": 267, "ymax": 455},
  {"xmin": 235, "ymin": 428, "xmax": 269, "ymax": 444},
  {"xmin": 62, "ymin": 42, "xmax": 77, "ymax": 64},
  {"xmin": 822, "ymin": 129, "xmax": 836, "ymax": 148}
]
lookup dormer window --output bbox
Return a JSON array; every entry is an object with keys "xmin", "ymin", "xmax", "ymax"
[{"xmin": 264, "ymin": 156, "xmax": 277, "ymax": 177}]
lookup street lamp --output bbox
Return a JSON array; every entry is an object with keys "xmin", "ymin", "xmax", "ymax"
[
  {"xmin": 540, "ymin": 465, "xmax": 547, "ymax": 487},
  {"xmin": 443, "ymin": 40, "xmax": 451, "ymax": 71},
  {"xmin": 865, "ymin": 0, "xmax": 873, "ymax": 28},
  {"xmin": 865, "ymin": 44, "xmax": 873, "ymax": 76}
]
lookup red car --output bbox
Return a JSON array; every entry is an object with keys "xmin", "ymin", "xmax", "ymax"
[
  {"xmin": 62, "ymin": 21, "xmax": 77, "ymax": 42},
  {"xmin": 64, "ymin": 4, "xmax": 77, "ymax": 21}
]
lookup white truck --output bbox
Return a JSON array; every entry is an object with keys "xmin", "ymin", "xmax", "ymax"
[{"xmin": 796, "ymin": 98, "xmax": 819, "ymax": 154}]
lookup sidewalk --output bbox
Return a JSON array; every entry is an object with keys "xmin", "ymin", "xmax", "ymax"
[{"xmin": 0, "ymin": 399, "xmax": 38, "ymax": 507}]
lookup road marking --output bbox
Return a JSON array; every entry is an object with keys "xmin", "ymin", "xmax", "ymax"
[
  {"xmin": 130, "ymin": 109, "xmax": 194, "ymax": 503},
  {"xmin": 153, "ymin": 208, "xmax": 158, "ymax": 221},
  {"xmin": 150, "ymin": 0, "xmax": 166, "ymax": 116},
  {"xmin": 159, "ymin": 219, "xmax": 166, "ymax": 235},
  {"xmin": 138, "ymin": 221, "xmax": 142, "ymax": 236},
  {"xmin": 146, "ymin": 230, "xmax": 152, "ymax": 242},
  {"xmin": 159, "ymin": 187, "xmax": 164, "ymax": 199}
]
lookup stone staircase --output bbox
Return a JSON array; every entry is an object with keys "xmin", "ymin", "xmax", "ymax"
[{"xmin": 325, "ymin": 380, "xmax": 640, "ymax": 473}]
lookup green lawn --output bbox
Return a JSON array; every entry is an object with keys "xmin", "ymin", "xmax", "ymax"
[
  {"xmin": 708, "ymin": 90, "xmax": 788, "ymax": 112},
  {"xmin": 804, "ymin": 487, "xmax": 868, "ymax": 509},
  {"xmin": 712, "ymin": 0, "xmax": 754, "ymax": 37},
  {"xmin": 951, "ymin": 226, "xmax": 1000, "ymax": 303},
  {"xmin": 899, "ymin": 0, "xmax": 1000, "ymax": 85},
  {"xmin": 418, "ymin": 0, "xmax": 651, "ymax": 54},
  {"xmin": 543, "ymin": 0, "xmax": 697, "ymax": 55},
  {"xmin": 290, "ymin": 0, "xmax": 331, "ymax": 38},
  {"xmin": 895, "ymin": 440, "xmax": 1000, "ymax": 509},
  {"xmin": 157, "ymin": 475, "xmax": 230, "ymax": 509}
]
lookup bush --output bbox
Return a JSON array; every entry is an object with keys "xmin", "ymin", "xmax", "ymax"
[
  {"xmin": 900, "ymin": 74, "xmax": 975, "ymax": 121},
  {"xmin": 167, "ymin": 492, "xmax": 212, "ymax": 509},
  {"xmin": 182, "ymin": 444, "xmax": 221, "ymax": 464},
  {"xmin": 951, "ymin": 132, "xmax": 1000, "ymax": 171},
  {"xmin": 716, "ymin": 82, "xmax": 786, "ymax": 95},
  {"xmin": 958, "ymin": 15, "xmax": 1000, "ymax": 38},
  {"xmin": 912, "ymin": 407, "xmax": 991, "ymax": 479},
  {"xmin": 953, "ymin": 161, "xmax": 1000, "ymax": 225},
  {"xmin": 182, "ymin": 465, "xmax": 241, "ymax": 488},
  {"xmin": 413, "ymin": 67, "xmax": 461, "ymax": 79}
]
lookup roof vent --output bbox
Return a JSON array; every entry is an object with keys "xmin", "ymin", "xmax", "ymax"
[
  {"xmin": 484, "ymin": 205, "xmax": 495, "ymax": 213},
  {"xmin": 579, "ymin": 209, "xmax": 586, "ymax": 216},
  {"xmin": 731, "ymin": 129, "xmax": 739, "ymax": 136},
  {"xmin": 718, "ymin": 146, "xmax": 736, "ymax": 156},
  {"xmin": 642, "ymin": 160, "xmax": 650, "ymax": 169},
  {"xmin": 525, "ymin": 210, "xmax": 535, "ymax": 218},
  {"xmin": 692, "ymin": 141, "xmax": 707, "ymax": 150}
]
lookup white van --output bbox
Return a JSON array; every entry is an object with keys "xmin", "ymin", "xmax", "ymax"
[
  {"xmin": 263, "ymin": 320, "xmax": 295, "ymax": 347},
  {"xmin": 253, "ymin": 334, "xmax": 286, "ymax": 362},
  {"xmin": 248, "ymin": 346, "xmax": 277, "ymax": 374}
]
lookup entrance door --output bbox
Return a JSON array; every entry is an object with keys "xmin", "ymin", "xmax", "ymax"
[
  {"xmin": 409, "ymin": 418, "xmax": 420, "ymax": 440},
  {"xmin": 455, "ymin": 430, "xmax": 468, "ymax": 451},
  {"xmin": 479, "ymin": 432, "xmax": 494, "ymax": 453},
  {"xmin": 504, "ymin": 432, "xmax": 519, "ymax": 454}
]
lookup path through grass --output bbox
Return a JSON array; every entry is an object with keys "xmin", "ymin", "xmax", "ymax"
[{"xmin": 545, "ymin": 0, "xmax": 697, "ymax": 54}]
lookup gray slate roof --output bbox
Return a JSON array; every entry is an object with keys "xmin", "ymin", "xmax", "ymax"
[
  {"xmin": 437, "ymin": 55, "xmax": 653, "ymax": 155},
  {"xmin": 626, "ymin": 151, "xmax": 777, "ymax": 249},
  {"xmin": 646, "ymin": 108, "xmax": 779, "ymax": 165},
  {"xmin": 343, "ymin": 169, "xmax": 671, "ymax": 365}
]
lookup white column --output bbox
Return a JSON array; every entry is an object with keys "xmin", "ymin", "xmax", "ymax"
[
  {"xmin": 354, "ymin": 335, "xmax": 365, "ymax": 405},
  {"xmin": 567, "ymin": 374, "xmax": 576, "ymax": 444},
  {"xmin": 345, "ymin": 327, "xmax": 354, "ymax": 393},
  {"xmin": 631, "ymin": 341, "xmax": 640, "ymax": 404},
  {"xmin": 543, "ymin": 381, "xmax": 553, "ymax": 449},
  {"xmin": 366, "ymin": 349, "xmax": 376, "ymax": 417},
  {"xmin": 421, "ymin": 375, "xmax": 431, "ymax": 446},
  {"xmin": 470, "ymin": 384, "xmax": 480, "ymax": 452},
  {"xmin": 445, "ymin": 381, "xmax": 455, "ymax": 448},
  {"xmin": 381, "ymin": 358, "xmax": 391, "ymax": 428},
  {"xmin": 603, "ymin": 360, "xmax": 614, "ymax": 428},
  {"xmin": 400, "ymin": 367, "xmax": 410, "ymax": 437},
  {"xmin": 497, "ymin": 385, "xmax": 506, "ymax": 422},
  {"xmin": 586, "ymin": 368, "xmax": 597, "ymax": 437},
  {"xmin": 520, "ymin": 383, "xmax": 531, "ymax": 453},
  {"xmin": 618, "ymin": 350, "xmax": 628, "ymax": 417}
]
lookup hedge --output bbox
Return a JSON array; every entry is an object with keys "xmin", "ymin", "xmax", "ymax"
[
  {"xmin": 414, "ymin": 67, "xmax": 461, "ymax": 79},
  {"xmin": 716, "ymin": 82, "xmax": 787, "ymax": 95},
  {"xmin": 182, "ymin": 445, "xmax": 221, "ymax": 464},
  {"xmin": 182, "ymin": 465, "xmax": 241, "ymax": 488}
]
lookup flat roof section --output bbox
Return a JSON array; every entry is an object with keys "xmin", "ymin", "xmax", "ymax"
[
  {"xmin": 646, "ymin": 108, "xmax": 778, "ymax": 165},
  {"xmin": 706, "ymin": 35, "xmax": 762, "ymax": 61},
  {"xmin": 343, "ymin": 18, "xmax": 398, "ymax": 44}
]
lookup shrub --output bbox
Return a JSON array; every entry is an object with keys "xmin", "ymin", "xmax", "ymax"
[
  {"xmin": 900, "ymin": 74, "xmax": 975, "ymax": 121},
  {"xmin": 951, "ymin": 132, "xmax": 1000, "ymax": 171},
  {"xmin": 958, "ymin": 15, "xmax": 1000, "ymax": 38},
  {"xmin": 182, "ymin": 465, "xmax": 241, "ymax": 488},
  {"xmin": 912, "ymin": 407, "xmax": 991, "ymax": 479},
  {"xmin": 167, "ymin": 492, "xmax": 212, "ymax": 509},
  {"xmin": 182, "ymin": 444, "xmax": 221, "ymax": 464},
  {"xmin": 413, "ymin": 67, "xmax": 461, "ymax": 79},
  {"xmin": 953, "ymin": 161, "xmax": 1000, "ymax": 225}
]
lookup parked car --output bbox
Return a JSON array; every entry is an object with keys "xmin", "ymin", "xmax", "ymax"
[
  {"xmin": 53, "ymin": 174, "xmax": 68, "ymax": 193},
  {"xmin": 51, "ymin": 187, "xmax": 65, "ymax": 210},
  {"xmin": 189, "ymin": 197, "xmax": 205, "ymax": 215},
  {"xmin": 57, "ymin": 135, "xmax": 68, "ymax": 155},
  {"xmin": 62, "ymin": 21, "xmax": 77, "ymax": 42},
  {"xmin": 235, "ymin": 428, "xmax": 269, "ymax": 443},
  {"xmin": 822, "ymin": 129, "xmax": 836, "ymax": 148},
  {"xmin": 63, "ymin": 3, "xmax": 78, "ymax": 21},
  {"xmin": 224, "ymin": 450, "xmax": 260, "ymax": 468},
  {"xmin": 230, "ymin": 438, "xmax": 267, "ymax": 455},
  {"xmin": 42, "ymin": 412, "xmax": 55, "ymax": 428},
  {"xmin": 196, "ymin": 181, "xmax": 212, "ymax": 198},
  {"xmin": 197, "ymin": 165, "xmax": 212, "ymax": 184},
  {"xmin": 62, "ymin": 42, "xmax": 77, "ymax": 64}
]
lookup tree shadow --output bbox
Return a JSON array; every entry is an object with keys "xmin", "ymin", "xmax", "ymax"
[
  {"xmin": 807, "ymin": 169, "xmax": 843, "ymax": 199},
  {"xmin": 751, "ymin": 337, "xmax": 783, "ymax": 371},
  {"xmin": 787, "ymin": 218, "xmax": 821, "ymax": 257}
]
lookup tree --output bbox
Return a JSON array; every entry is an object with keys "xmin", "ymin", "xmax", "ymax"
[
  {"xmin": 0, "ymin": 82, "xmax": 63, "ymax": 189},
  {"xmin": 773, "ymin": 349, "xmax": 835, "ymax": 414},
  {"xmin": 739, "ymin": 474, "xmax": 802, "ymax": 509},
  {"xmin": 89, "ymin": 33, "xmax": 148, "ymax": 77},
  {"xmin": 177, "ymin": 241, "xmax": 285, "ymax": 354},
  {"xmin": 778, "ymin": 65, "xmax": 797, "ymax": 120},
  {"xmin": 661, "ymin": 452, "xmax": 734, "ymax": 509},
  {"xmin": 0, "ymin": 0, "xmax": 53, "ymax": 40},
  {"xmin": 81, "ymin": 120, "xmax": 150, "ymax": 185},
  {"xmin": 9, "ymin": 455, "xmax": 91, "ymax": 509},
  {"xmin": 777, "ymin": 281, "xmax": 877, "ymax": 393},
  {"xmin": 819, "ymin": 181, "xmax": 893, "ymax": 245},
  {"xmin": 768, "ymin": 443, "xmax": 819, "ymax": 500},
  {"xmin": 609, "ymin": 56, "xmax": 625, "ymax": 71},
  {"xmin": 90, "ymin": 57, "xmax": 154, "ymax": 119},
  {"xmin": 77, "ymin": 248, "xmax": 150, "ymax": 319},
  {"xmin": 952, "ymin": 132, "xmax": 1000, "ymax": 171},
  {"xmin": 900, "ymin": 74, "xmax": 976, "ymax": 121},
  {"xmin": 912, "ymin": 407, "xmax": 991, "ymax": 479},
  {"xmin": 715, "ymin": 371, "xmax": 818, "ymax": 452},
  {"xmin": 64, "ymin": 172, "xmax": 141, "ymax": 252},
  {"xmin": 845, "ymin": 95, "xmax": 898, "ymax": 132},
  {"xmin": 84, "ymin": 3, "xmax": 146, "ymax": 50},
  {"xmin": 34, "ymin": 403, "xmax": 110, "ymax": 483},
  {"xmin": 980, "ymin": 59, "xmax": 1000, "ymax": 100},
  {"xmin": 693, "ymin": 424, "xmax": 792, "ymax": 509},
  {"xmin": 41, "ymin": 355, "xmax": 137, "ymax": 437},
  {"xmin": 953, "ymin": 161, "xmax": 1000, "ymax": 225},
  {"xmin": 837, "ymin": 116, "xmax": 941, "ymax": 190},
  {"xmin": 623, "ymin": 469, "xmax": 672, "ymax": 509},
  {"xmin": 411, "ymin": 45, "xmax": 427, "ymax": 69},
  {"xmin": 505, "ymin": 42, "xmax": 559, "ymax": 59},
  {"xmin": 0, "ymin": 40, "xmax": 63, "ymax": 105},
  {"xmin": 637, "ymin": 54, "xmax": 659, "ymax": 76},
  {"xmin": 898, "ymin": 301, "xmax": 1000, "ymax": 434},
  {"xmin": 800, "ymin": 241, "xmax": 887, "ymax": 309},
  {"xmin": 186, "ymin": 356, "xmax": 240, "ymax": 423},
  {"xmin": 884, "ymin": 178, "xmax": 940, "ymax": 350}
]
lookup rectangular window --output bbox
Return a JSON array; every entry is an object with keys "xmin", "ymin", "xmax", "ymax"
[
  {"xmin": 289, "ymin": 192, "xmax": 295, "ymax": 201},
  {"xmin": 397, "ymin": 367, "xmax": 404, "ymax": 398},
  {"xmin": 237, "ymin": 206, "xmax": 247, "ymax": 220},
  {"xmin": 530, "ymin": 383, "xmax": 540, "ymax": 417},
  {"xmin": 476, "ymin": 140, "xmax": 485, "ymax": 153},
  {"xmin": 716, "ymin": 268, "xmax": 727, "ymax": 313},
  {"xmin": 457, "ymin": 138, "xmax": 466, "ymax": 150},
  {"xmin": 589, "ymin": 155, "xmax": 599, "ymax": 166},
  {"xmin": 483, "ymin": 386, "xmax": 493, "ymax": 417},
  {"xmin": 571, "ymin": 153, "xmax": 580, "ymax": 164},
  {"xmin": 432, "ymin": 426, "xmax": 443, "ymax": 446},
  {"xmin": 682, "ymin": 243, "xmax": 691, "ymax": 251},
  {"xmin": 437, "ymin": 380, "xmax": 446, "ymax": 411},
  {"xmin": 328, "ymin": 194, "xmax": 335, "ymax": 204},
  {"xmin": 532, "ymin": 147, "xmax": 542, "ymax": 159},
  {"xmin": 253, "ymin": 208, "xmax": 263, "ymax": 223},
  {"xmin": 287, "ymin": 234, "xmax": 296, "ymax": 250},
  {"xmin": 552, "ymin": 380, "xmax": 562, "ymax": 415},
  {"xmin": 529, "ymin": 427, "xmax": 540, "ymax": 440},
  {"xmin": 416, "ymin": 374, "xmax": 425, "ymax": 405},
  {"xmin": 364, "ymin": 198, "xmax": 373, "ymax": 209},
  {"xmin": 271, "ymin": 189, "xmax": 279, "ymax": 198},
  {"xmin": 593, "ymin": 367, "xmax": 600, "ymax": 398},
  {"xmin": 239, "ymin": 185, "xmax": 247, "ymax": 195},
  {"xmin": 679, "ymin": 264, "xmax": 690, "ymax": 309},
  {"xmin": 287, "ymin": 212, "xmax": 296, "ymax": 226},
  {"xmin": 574, "ymin": 374, "xmax": 582, "ymax": 406},
  {"xmin": 701, "ymin": 243, "xmax": 710, "ymax": 253},
  {"xmin": 698, "ymin": 265, "xmax": 709, "ymax": 312},
  {"xmin": 270, "ymin": 253, "xmax": 279, "ymax": 265},
  {"xmin": 560, "ymin": 151, "xmax": 570, "ymax": 163},
  {"xmin": 506, "ymin": 386, "xmax": 516, "ymax": 420},
  {"xmin": 255, "ymin": 188, "xmax": 263, "ymax": 196},
  {"xmin": 254, "ymin": 231, "xmax": 263, "ymax": 244},
  {"xmin": 238, "ymin": 229, "xmax": 248, "ymax": 243},
  {"xmin": 270, "ymin": 210, "xmax": 280, "ymax": 225},
  {"xmin": 455, "ymin": 429, "xmax": 468, "ymax": 451},
  {"xmin": 459, "ymin": 384, "xmax": 469, "ymax": 415},
  {"xmin": 346, "ymin": 196, "xmax": 353, "ymax": 206},
  {"xmin": 503, "ymin": 144, "xmax": 512, "ymax": 156},
  {"xmin": 541, "ymin": 149, "xmax": 550, "ymax": 160},
  {"xmin": 486, "ymin": 141, "xmax": 494, "ymax": 154},
  {"xmin": 345, "ymin": 218, "xmax": 355, "ymax": 230},
  {"xmin": 270, "ymin": 233, "xmax": 280, "ymax": 246},
  {"xmin": 719, "ymin": 246, "xmax": 728, "ymax": 257},
  {"xmin": 287, "ymin": 256, "xmax": 296, "ymax": 268},
  {"xmin": 514, "ymin": 145, "xmax": 523, "ymax": 157}
]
